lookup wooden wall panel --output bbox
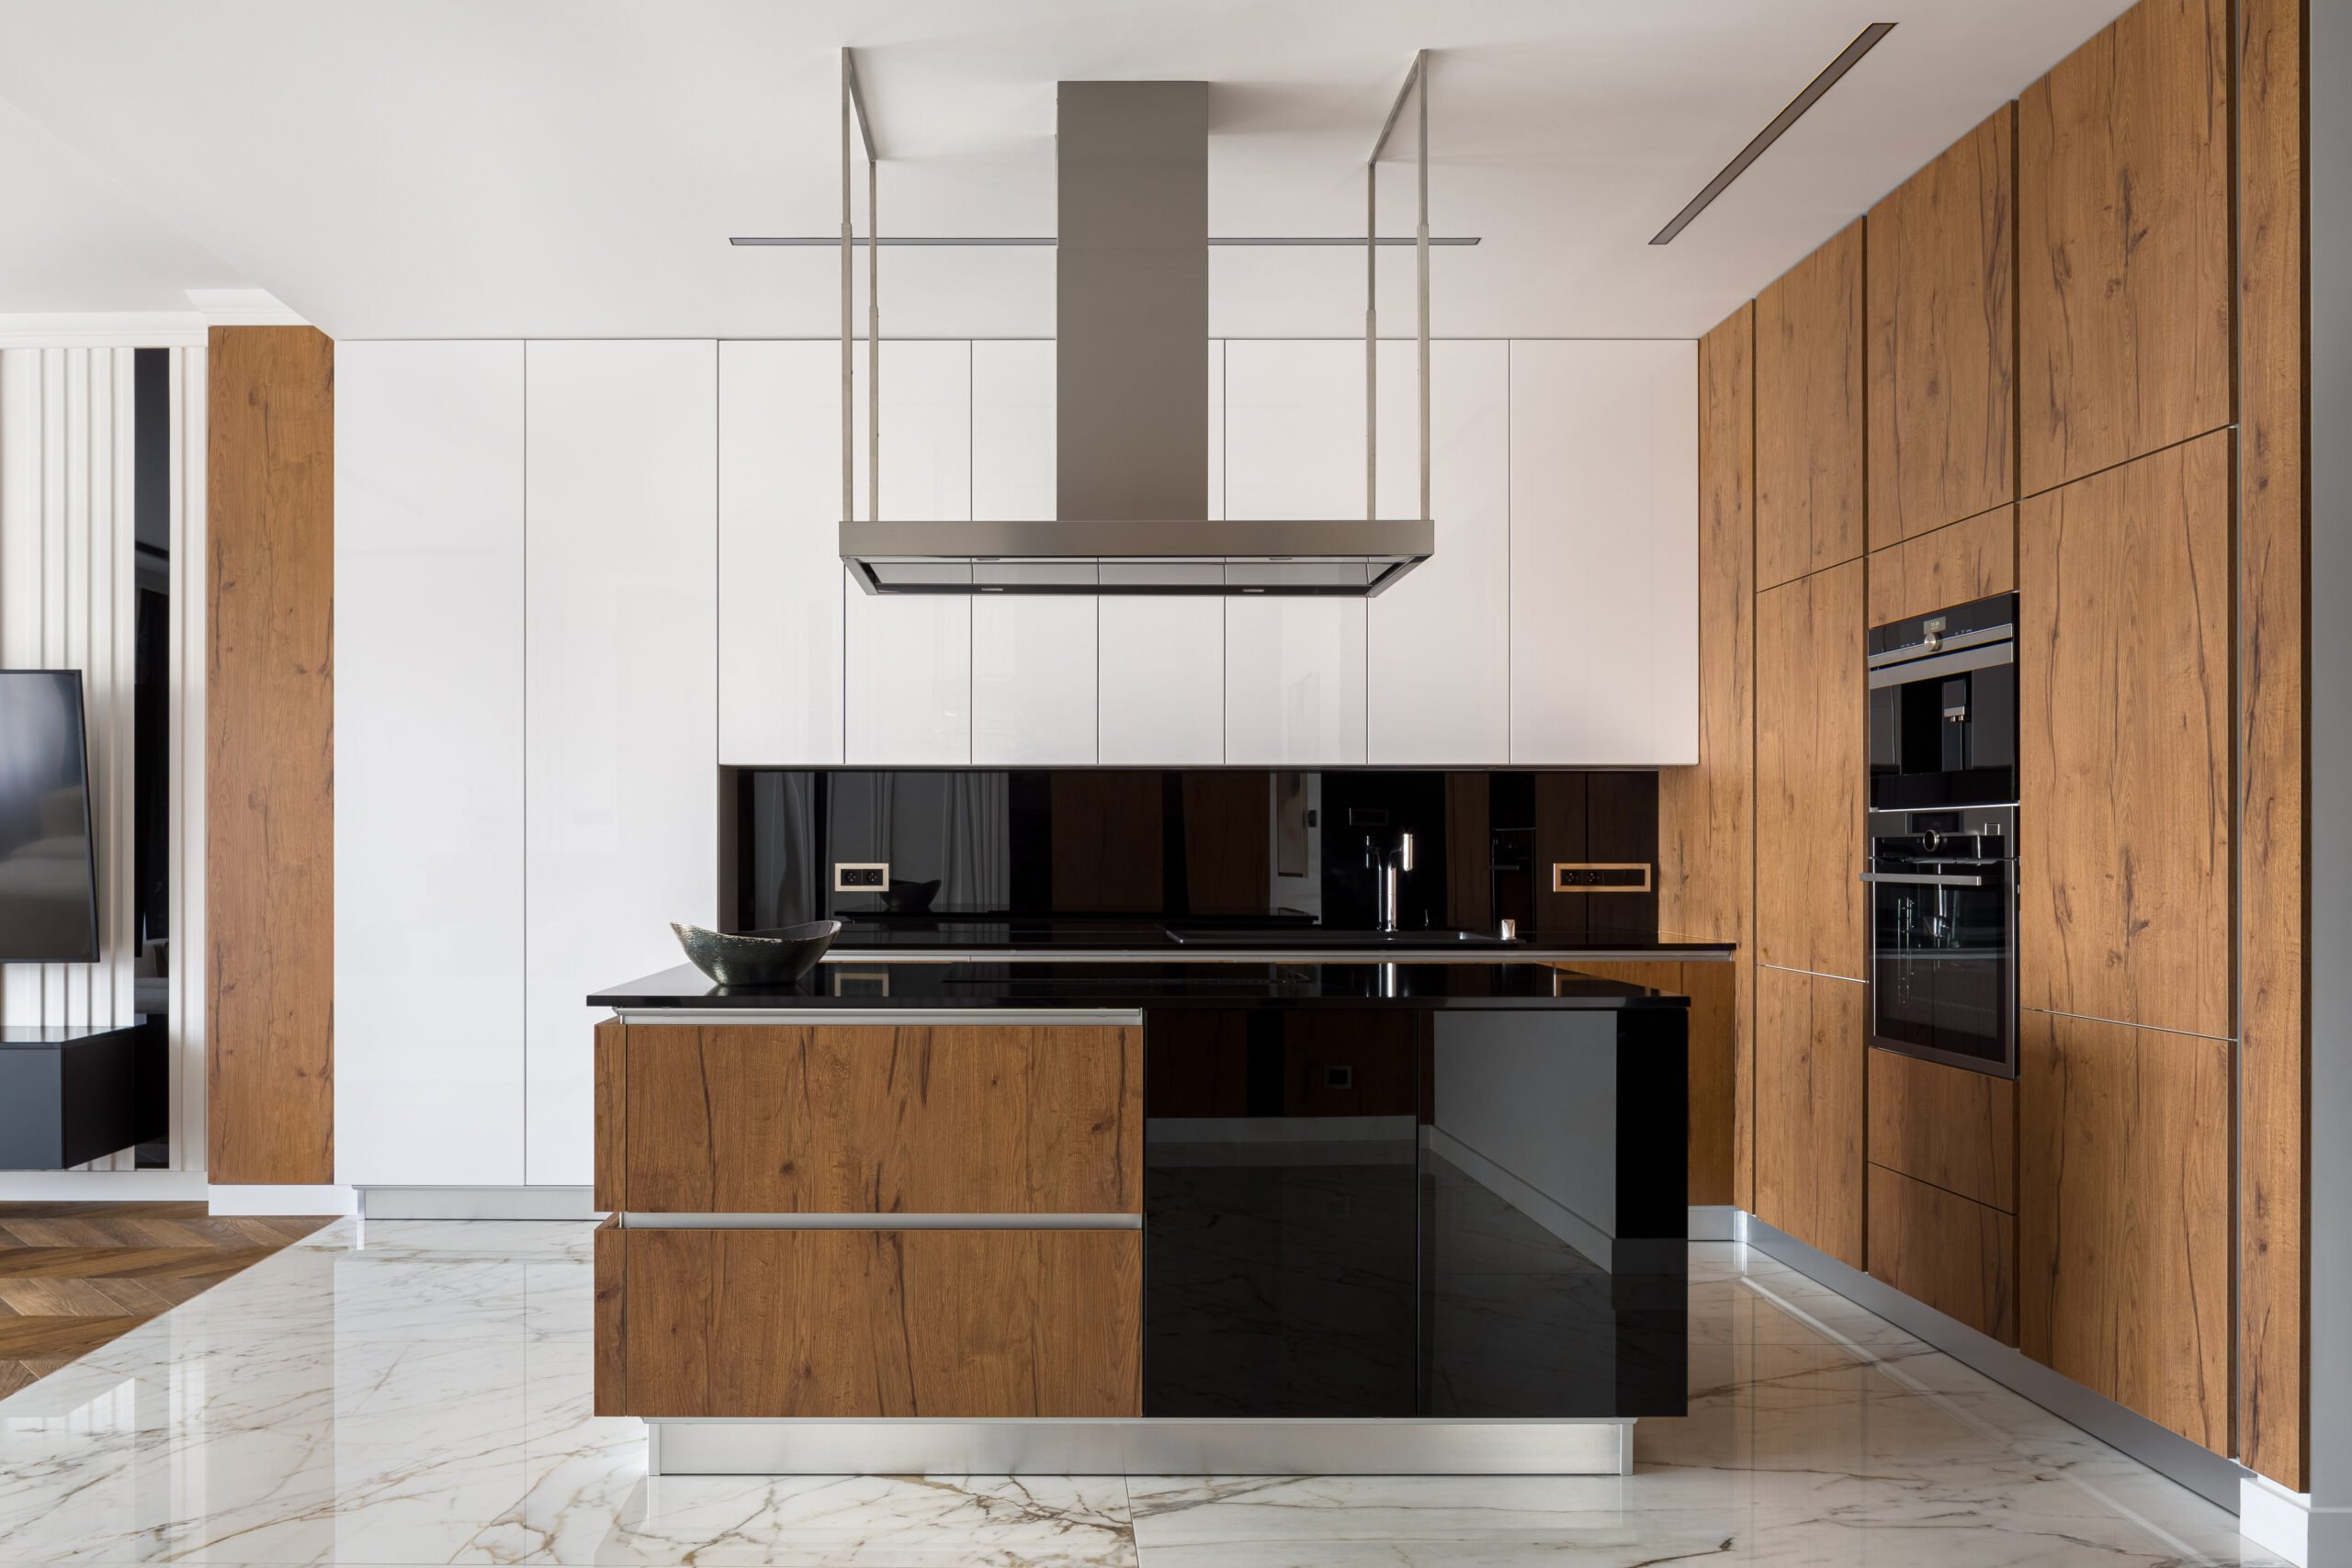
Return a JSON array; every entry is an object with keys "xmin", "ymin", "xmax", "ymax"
[
  {"xmin": 1756, "ymin": 222, "xmax": 1864, "ymax": 587},
  {"xmin": 2236, "ymin": 0, "xmax": 2309, "ymax": 1494},
  {"xmin": 1867, "ymin": 1048, "xmax": 2018, "ymax": 1211},
  {"xmin": 2019, "ymin": 434, "xmax": 2231, "ymax": 1039},
  {"xmin": 206, "ymin": 326, "xmax": 334, "ymax": 1184},
  {"xmin": 2019, "ymin": 1010, "xmax": 2230, "ymax": 1452},
  {"xmin": 1865, "ymin": 506, "xmax": 2017, "ymax": 627},
  {"xmin": 1756, "ymin": 965, "xmax": 1865, "ymax": 1269},
  {"xmin": 1755, "ymin": 559, "xmax": 1864, "ymax": 979},
  {"xmin": 1868, "ymin": 1163, "xmax": 2018, "ymax": 1344},
  {"xmin": 1658, "ymin": 305, "xmax": 1756, "ymax": 1211},
  {"xmin": 1866, "ymin": 106, "xmax": 2017, "ymax": 546},
  {"xmin": 626, "ymin": 1023, "xmax": 1143, "ymax": 1214},
  {"xmin": 2018, "ymin": 0, "xmax": 2232, "ymax": 494},
  {"xmin": 621, "ymin": 1226, "xmax": 1142, "ymax": 1418}
]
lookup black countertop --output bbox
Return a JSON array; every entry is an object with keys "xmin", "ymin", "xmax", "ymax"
[
  {"xmin": 590, "ymin": 959, "xmax": 1690, "ymax": 1012},
  {"xmin": 819, "ymin": 917, "xmax": 1733, "ymax": 963}
]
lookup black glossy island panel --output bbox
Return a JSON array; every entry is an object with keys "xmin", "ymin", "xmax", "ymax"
[{"xmin": 594, "ymin": 958, "xmax": 1689, "ymax": 1431}]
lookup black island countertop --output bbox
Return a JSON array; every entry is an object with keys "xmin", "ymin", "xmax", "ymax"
[
  {"xmin": 807, "ymin": 916, "xmax": 1733, "ymax": 964},
  {"xmin": 590, "ymin": 957, "xmax": 1693, "ymax": 1013}
]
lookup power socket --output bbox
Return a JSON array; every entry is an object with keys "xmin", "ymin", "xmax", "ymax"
[{"xmin": 833, "ymin": 863, "xmax": 889, "ymax": 892}]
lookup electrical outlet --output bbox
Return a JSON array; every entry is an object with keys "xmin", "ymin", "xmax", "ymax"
[{"xmin": 833, "ymin": 862, "xmax": 889, "ymax": 892}]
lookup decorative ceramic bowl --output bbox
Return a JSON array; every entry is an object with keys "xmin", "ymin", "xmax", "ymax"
[{"xmin": 671, "ymin": 919, "xmax": 841, "ymax": 987}]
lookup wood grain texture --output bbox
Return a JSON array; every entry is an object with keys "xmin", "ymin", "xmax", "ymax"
[
  {"xmin": 1867, "ymin": 1047, "xmax": 2018, "ymax": 1211},
  {"xmin": 2019, "ymin": 434, "xmax": 2232, "ymax": 1039},
  {"xmin": 626, "ymin": 1024, "xmax": 1143, "ymax": 1213},
  {"xmin": 206, "ymin": 326, "xmax": 335, "ymax": 1184},
  {"xmin": 1049, "ymin": 772, "xmax": 1163, "ymax": 912},
  {"xmin": 593, "ymin": 1215, "xmax": 624, "ymax": 1416},
  {"xmin": 1756, "ymin": 221, "xmax": 1864, "ymax": 588},
  {"xmin": 1868, "ymin": 1163, "xmax": 2018, "ymax": 1344},
  {"xmin": 1755, "ymin": 965, "xmax": 1865, "ymax": 1269},
  {"xmin": 1755, "ymin": 559, "xmax": 1865, "ymax": 980},
  {"xmin": 1555, "ymin": 959, "xmax": 1734, "ymax": 1207},
  {"xmin": 621, "ymin": 1226, "xmax": 1141, "ymax": 1417},
  {"xmin": 2018, "ymin": 1010, "xmax": 2231, "ymax": 1452},
  {"xmin": 2236, "ymin": 0, "xmax": 2309, "ymax": 1494},
  {"xmin": 2017, "ymin": 0, "xmax": 2232, "ymax": 494},
  {"xmin": 1865, "ymin": 506, "xmax": 2017, "ymax": 626},
  {"xmin": 1867, "ymin": 105, "xmax": 2017, "ymax": 545},
  {"xmin": 593, "ymin": 1019, "xmax": 625, "ymax": 1213},
  {"xmin": 1658, "ymin": 305, "xmax": 1756, "ymax": 1212}
]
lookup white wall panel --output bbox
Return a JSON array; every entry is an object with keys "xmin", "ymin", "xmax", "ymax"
[
  {"xmin": 525, "ymin": 340, "xmax": 716, "ymax": 1186},
  {"xmin": 844, "ymin": 340, "xmax": 971, "ymax": 763},
  {"xmin": 0, "ymin": 346, "xmax": 144, "ymax": 1169},
  {"xmin": 1369, "ymin": 338, "xmax": 1510, "ymax": 763},
  {"xmin": 972, "ymin": 340, "xmax": 1093, "ymax": 763},
  {"xmin": 1508, "ymin": 340, "xmax": 1698, "ymax": 765},
  {"xmin": 334, "ymin": 341, "xmax": 526, "ymax": 1186},
  {"xmin": 1223, "ymin": 339, "xmax": 1365, "ymax": 764},
  {"xmin": 718, "ymin": 340, "xmax": 843, "ymax": 765}
]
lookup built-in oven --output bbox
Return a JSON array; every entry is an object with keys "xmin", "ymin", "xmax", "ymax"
[
  {"xmin": 1868, "ymin": 592, "xmax": 2018, "ymax": 811},
  {"xmin": 1865, "ymin": 805, "xmax": 2018, "ymax": 1077}
]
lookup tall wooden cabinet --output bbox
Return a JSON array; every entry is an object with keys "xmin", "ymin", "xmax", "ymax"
[
  {"xmin": 1755, "ymin": 965, "xmax": 1865, "ymax": 1269},
  {"xmin": 1755, "ymin": 221, "xmax": 1863, "ymax": 589},
  {"xmin": 1754, "ymin": 559, "xmax": 1863, "ymax": 979}
]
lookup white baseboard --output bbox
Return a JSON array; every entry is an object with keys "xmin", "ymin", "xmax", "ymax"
[
  {"xmin": 357, "ymin": 1186, "xmax": 598, "ymax": 1221},
  {"xmin": 2239, "ymin": 1476, "xmax": 2311, "ymax": 1567},
  {"xmin": 206, "ymin": 1183, "xmax": 357, "ymax": 1216},
  {"xmin": 0, "ymin": 1168, "xmax": 209, "ymax": 1201}
]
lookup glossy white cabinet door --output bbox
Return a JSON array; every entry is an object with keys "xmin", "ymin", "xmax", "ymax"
[
  {"xmin": 334, "ymin": 341, "xmax": 526, "ymax": 1187},
  {"xmin": 1508, "ymin": 340, "xmax": 1698, "ymax": 765},
  {"xmin": 972, "ymin": 340, "xmax": 1095, "ymax": 763},
  {"xmin": 1098, "ymin": 342, "xmax": 1224, "ymax": 764},
  {"xmin": 718, "ymin": 341, "xmax": 842, "ymax": 765},
  {"xmin": 844, "ymin": 340, "xmax": 972, "ymax": 763},
  {"xmin": 1223, "ymin": 340, "xmax": 1366, "ymax": 764},
  {"xmin": 1368, "ymin": 338, "xmax": 1510, "ymax": 763},
  {"xmin": 525, "ymin": 340, "xmax": 718, "ymax": 1186}
]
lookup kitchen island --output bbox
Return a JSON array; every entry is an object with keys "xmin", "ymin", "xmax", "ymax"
[{"xmin": 589, "ymin": 959, "xmax": 1690, "ymax": 1476}]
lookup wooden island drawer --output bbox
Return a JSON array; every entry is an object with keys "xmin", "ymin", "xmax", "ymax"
[
  {"xmin": 609, "ymin": 1021, "xmax": 1142, "ymax": 1213},
  {"xmin": 605, "ymin": 1224, "xmax": 1142, "ymax": 1418}
]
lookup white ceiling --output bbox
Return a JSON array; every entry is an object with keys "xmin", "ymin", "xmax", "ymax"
[{"xmin": 0, "ymin": 0, "xmax": 2128, "ymax": 341}]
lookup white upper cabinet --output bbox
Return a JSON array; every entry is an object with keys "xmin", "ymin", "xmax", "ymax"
[
  {"xmin": 524, "ymin": 340, "xmax": 718, "ymax": 1186},
  {"xmin": 1508, "ymin": 340, "xmax": 1698, "ymax": 765},
  {"xmin": 1369, "ymin": 338, "xmax": 1510, "ymax": 763},
  {"xmin": 844, "ymin": 340, "xmax": 973, "ymax": 763},
  {"xmin": 334, "ymin": 340, "xmax": 526, "ymax": 1188},
  {"xmin": 1099, "ymin": 342, "xmax": 1224, "ymax": 764},
  {"xmin": 1222, "ymin": 339, "xmax": 1367, "ymax": 765},
  {"xmin": 971, "ymin": 340, "xmax": 1096, "ymax": 764},
  {"xmin": 718, "ymin": 340, "xmax": 842, "ymax": 765}
]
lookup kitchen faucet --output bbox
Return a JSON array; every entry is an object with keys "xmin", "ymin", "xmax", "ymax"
[{"xmin": 1369, "ymin": 830, "xmax": 1417, "ymax": 933}]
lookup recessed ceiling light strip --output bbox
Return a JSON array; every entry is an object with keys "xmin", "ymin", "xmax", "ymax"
[
  {"xmin": 730, "ymin": 235, "xmax": 1480, "ymax": 246},
  {"xmin": 1649, "ymin": 21, "xmax": 1894, "ymax": 245}
]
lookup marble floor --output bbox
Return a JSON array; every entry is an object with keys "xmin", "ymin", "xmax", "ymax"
[{"xmin": 0, "ymin": 1219, "xmax": 2282, "ymax": 1567}]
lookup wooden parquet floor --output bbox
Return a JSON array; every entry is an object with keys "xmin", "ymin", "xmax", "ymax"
[{"xmin": 0, "ymin": 1201, "xmax": 334, "ymax": 1397}]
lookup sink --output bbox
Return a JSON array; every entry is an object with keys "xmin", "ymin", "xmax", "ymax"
[{"xmin": 1162, "ymin": 926, "xmax": 1520, "ymax": 948}]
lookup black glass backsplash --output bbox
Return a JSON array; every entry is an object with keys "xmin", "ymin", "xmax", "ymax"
[{"xmin": 722, "ymin": 769, "xmax": 1658, "ymax": 940}]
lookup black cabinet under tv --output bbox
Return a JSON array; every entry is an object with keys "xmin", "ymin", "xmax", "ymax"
[{"xmin": 0, "ymin": 1018, "xmax": 164, "ymax": 1169}]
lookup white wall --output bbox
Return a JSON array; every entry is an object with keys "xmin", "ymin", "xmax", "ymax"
[{"xmin": 333, "ymin": 333, "xmax": 1697, "ymax": 1190}]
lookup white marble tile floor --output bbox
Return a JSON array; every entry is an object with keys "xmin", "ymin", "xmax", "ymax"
[{"xmin": 0, "ymin": 1222, "xmax": 2282, "ymax": 1566}]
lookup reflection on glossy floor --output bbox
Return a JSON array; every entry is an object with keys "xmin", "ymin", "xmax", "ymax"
[{"xmin": 0, "ymin": 1222, "xmax": 2280, "ymax": 1566}]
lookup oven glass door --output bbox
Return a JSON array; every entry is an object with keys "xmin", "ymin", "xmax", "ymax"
[
  {"xmin": 1869, "ymin": 843, "xmax": 2016, "ymax": 1076},
  {"xmin": 1867, "ymin": 649, "xmax": 2018, "ymax": 809}
]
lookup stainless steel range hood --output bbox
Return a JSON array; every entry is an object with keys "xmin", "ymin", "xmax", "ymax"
[{"xmin": 840, "ymin": 66, "xmax": 1436, "ymax": 596}]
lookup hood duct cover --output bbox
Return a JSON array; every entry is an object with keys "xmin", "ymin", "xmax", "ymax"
[{"xmin": 841, "ymin": 75, "xmax": 1435, "ymax": 596}]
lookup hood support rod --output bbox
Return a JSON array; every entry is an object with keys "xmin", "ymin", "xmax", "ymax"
[
  {"xmin": 842, "ymin": 48, "xmax": 878, "ymax": 527},
  {"xmin": 1367, "ymin": 51, "xmax": 1431, "ymax": 525}
]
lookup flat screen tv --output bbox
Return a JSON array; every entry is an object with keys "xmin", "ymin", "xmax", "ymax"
[{"xmin": 0, "ymin": 671, "xmax": 99, "ymax": 963}]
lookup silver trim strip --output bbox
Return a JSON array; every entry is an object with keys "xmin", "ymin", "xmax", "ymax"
[
  {"xmin": 1860, "ymin": 871, "xmax": 1987, "ymax": 887},
  {"xmin": 613, "ymin": 1008, "xmax": 1147, "ymax": 1026},
  {"xmin": 619, "ymin": 1212, "xmax": 1140, "ymax": 1231},
  {"xmin": 1866, "ymin": 639, "xmax": 2016, "ymax": 689},
  {"xmin": 647, "ymin": 1417, "xmax": 1634, "ymax": 1477}
]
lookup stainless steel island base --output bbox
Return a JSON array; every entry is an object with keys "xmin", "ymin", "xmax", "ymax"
[{"xmin": 645, "ymin": 1417, "xmax": 1638, "ymax": 1477}]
